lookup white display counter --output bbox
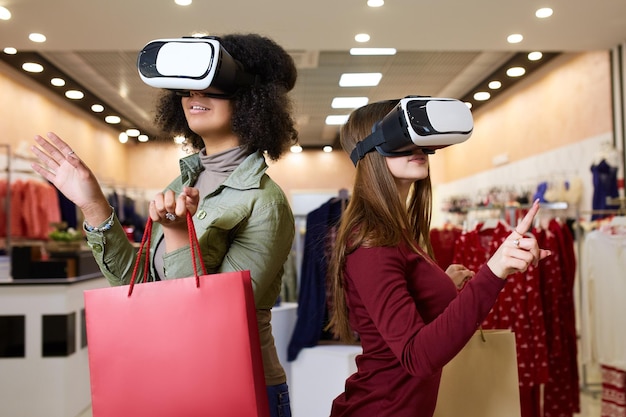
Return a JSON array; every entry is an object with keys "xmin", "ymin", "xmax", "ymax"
[
  {"xmin": 0, "ymin": 274, "xmax": 108, "ymax": 417},
  {"xmin": 290, "ymin": 344, "xmax": 362, "ymax": 417}
]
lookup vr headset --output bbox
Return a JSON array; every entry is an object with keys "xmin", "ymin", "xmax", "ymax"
[
  {"xmin": 349, "ymin": 96, "xmax": 473, "ymax": 165},
  {"xmin": 137, "ymin": 37, "xmax": 256, "ymax": 96}
]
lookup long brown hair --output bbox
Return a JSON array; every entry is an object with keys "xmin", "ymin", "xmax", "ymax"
[{"xmin": 326, "ymin": 100, "xmax": 434, "ymax": 342}]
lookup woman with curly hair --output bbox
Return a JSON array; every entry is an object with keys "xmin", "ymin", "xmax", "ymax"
[{"xmin": 31, "ymin": 33, "xmax": 298, "ymax": 417}]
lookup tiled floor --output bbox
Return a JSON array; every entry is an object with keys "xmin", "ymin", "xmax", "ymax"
[{"xmin": 575, "ymin": 390, "xmax": 602, "ymax": 416}]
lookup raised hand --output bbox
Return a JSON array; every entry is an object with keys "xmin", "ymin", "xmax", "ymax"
[
  {"xmin": 31, "ymin": 132, "xmax": 111, "ymax": 225},
  {"xmin": 486, "ymin": 199, "xmax": 551, "ymax": 279}
]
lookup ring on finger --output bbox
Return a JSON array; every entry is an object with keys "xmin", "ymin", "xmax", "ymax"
[
  {"xmin": 67, "ymin": 150, "xmax": 75, "ymax": 157},
  {"xmin": 513, "ymin": 239, "xmax": 520, "ymax": 247},
  {"xmin": 165, "ymin": 212, "xmax": 176, "ymax": 221}
]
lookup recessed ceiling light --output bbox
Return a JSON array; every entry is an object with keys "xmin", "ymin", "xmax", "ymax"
[
  {"xmin": 138, "ymin": 134, "xmax": 149, "ymax": 142},
  {"xmin": 119, "ymin": 132, "xmax": 129, "ymax": 144},
  {"xmin": 339, "ymin": 73, "xmax": 382, "ymax": 87},
  {"xmin": 488, "ymin": 81, "xmax": 502, "ymax": 89},
  {"xmin": 355, "ymin": 33, "xmax": 370, "ymax": 43},
  {"xmin": 105, "ymin": 115, "xmax": 121, "ymax": 124},
  {"xmin": 290, "ymin": 144, "xmax": 303, "ymax": 153},
  {"xmin": 126, "ymin": 128, "xmax": 140, "ymax": 137},
  {"xmin": 528, "ymin": 51, "xmax": 543, "ymax": 61},
  {"xmin": 174, "ymin": 135, "xmax": 186, "ymax": 144},
  {"xmin": 332, "ymin": 97, "xmax": 369, "ymax": 108},
  {"xmin": 506, "ymin": 67, "xmax": 526, "ymax": 77},
  {"xmin": 465, "ymin": 102, "xmax": 473, "ymax": 109},
  {"xmin": 473, "ymin": 92, "xmax": 491, "ymax": 101},
  {"xmin": 323, "ymin": 146, "xmax": 333, "ymax": 153},
  {"xmin": 0, "ymin": 6, "xmax": 11, "ymax": 20},
  {"xmin": 325, "ymin": 115, "xmax": 350, "ymax": 125},
  {"xmin": 350, "ymin": 48, "xmax": 396, "ymax": 56},
  {"xmin": 3, "ymin": 47, "xmax": 17, "ymax": 55},
  {"xmin": 175, "ymin": 0, "xmax": 192, "ymax": 5},
  {"xmin": 367, "ymin": 0, "xmax": 384, "ymax": 7},
  {"xmin": 535, "ymin": 8, "xmax": 553, "ymax": 18},
  {"xmin": 22, "ymin": 62, "xmax": 43, "ymax": 73},
  {"xmin": 91, "ymin": 104, "xmax": 105, "ymax": 113},
  {"xmin": 28, "ymin": 33, "xmax": 47, "ymax": 43},
  {"xmin": 65, "ymin": 90, "xmax": 84, "ymax": 100},
  {"xmin": 50, "ymin": 78, "xmax": 65, "ymax": 87},
  {"xmin": 507, "ymin": 34, "xmax": 523, "ymax": 44}
]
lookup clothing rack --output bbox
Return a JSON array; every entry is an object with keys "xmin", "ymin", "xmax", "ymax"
[
  {"xmin": 575, "ymin": 204, "xmax": 626, "ymax": 397},
  {"xmin": 0, "ymin": 144, "xmax": 10, "ymax": 253}
]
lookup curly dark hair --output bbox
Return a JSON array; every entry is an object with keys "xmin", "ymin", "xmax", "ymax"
[{"xmin": 153, "ymin": 33, "xmax": 299, "ymax": 160}]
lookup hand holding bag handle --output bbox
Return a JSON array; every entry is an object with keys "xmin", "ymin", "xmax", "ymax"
[{"xmin": 128, "ymin": 212, "xmax": 208, "ymax": 295}]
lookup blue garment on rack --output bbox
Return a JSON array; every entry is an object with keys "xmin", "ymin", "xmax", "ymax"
[
  {"xmin": 590, "ymin": 159, "xmax": 619, "ymax": 220},
  {"xmin": 287, "ymin": 198, "xmax": 344, "ymax": 361}
]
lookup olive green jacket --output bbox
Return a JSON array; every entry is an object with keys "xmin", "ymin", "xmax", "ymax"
[{"xmin": 85, "ymin": 151, "xmax": 295, "ymax": 309}]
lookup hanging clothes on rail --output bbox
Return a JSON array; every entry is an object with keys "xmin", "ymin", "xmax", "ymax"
[
  {"xmin": 452, "ymin": 220, "xmax": 549, "ymax": 417},
  {"xmin": 581, "ymin": 220, "xmax": 626, "ymax": 416},
  {"xmin": 287, "ymin": 195, "xmax": 346, "ymax": 361},
  {"xmin": 1, "ymin": 178, "xmax": 61, "ymax": 240},
  {"xmin": 535, "ymin": 219, "xmax": 580, "ymax": 416}
]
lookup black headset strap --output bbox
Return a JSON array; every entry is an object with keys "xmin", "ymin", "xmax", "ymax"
[{"xmin": 349, "ymin": 126, "xmax": 385, "ymax": 166}]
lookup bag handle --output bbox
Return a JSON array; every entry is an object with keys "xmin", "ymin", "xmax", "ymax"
[{"xmin": 128, "ymin": 212, "xmax": 207, "ymax": 296}]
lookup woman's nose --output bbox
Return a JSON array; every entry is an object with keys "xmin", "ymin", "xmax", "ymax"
[{"xmin": 189, "ymin": 90, "xmax": 202, "ymax": 97}]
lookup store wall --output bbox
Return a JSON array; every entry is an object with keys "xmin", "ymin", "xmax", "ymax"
[
  {"xmin": 0, "ymin": 61, "xmax": 128, "ymax": 185},
  {"xmin": 430, "ymin": 51, "xmax": 615, "ymax": 226},
  {"xmin": 0, "ymin": 51, "xmax": 615, "ymax": 215}
]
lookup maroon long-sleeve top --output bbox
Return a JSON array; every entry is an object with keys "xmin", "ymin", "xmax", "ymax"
[{"xmin": 329, "ymin": 242, "xmax": 506, "ymax": 417}]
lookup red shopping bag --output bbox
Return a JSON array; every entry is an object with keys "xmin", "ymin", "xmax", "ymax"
[{"xmin": 84, "ymin": 214, "xmax": 269, "ymax": 417}]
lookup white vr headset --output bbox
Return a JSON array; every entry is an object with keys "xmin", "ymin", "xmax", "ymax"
[
  {"xmin": 137, "ymin": 37, "xmax": 256, "ymax": 96},
  {"xmin": 349, "ymin": 96, "xmax": 474, "ymax": 165}
]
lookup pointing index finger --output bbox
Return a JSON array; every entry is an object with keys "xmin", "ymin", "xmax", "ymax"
[{"xmin": 516, "ymin": 199, "xmax": 540, "ymax": 235}]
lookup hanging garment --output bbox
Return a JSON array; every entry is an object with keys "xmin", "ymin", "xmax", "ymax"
[
  {"xmin": 287, "ymin": 197, "xmax": 344, "ymax": 361},
  {"xmin": 452, "ymin": 222, "xmax": 549, "ymax": 417},
  {"xmin": 590, "ymin": 159, "xmax": 620, "ymax": 220}
]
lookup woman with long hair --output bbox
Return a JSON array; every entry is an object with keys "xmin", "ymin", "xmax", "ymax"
[{"xmin": 327, "ymin": 99, "xmax": 550, "ymax": 417}]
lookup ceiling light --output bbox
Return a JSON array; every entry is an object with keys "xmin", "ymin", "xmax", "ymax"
[
  {"xmin": 325, "ymin": 115, "xmax": 350, "ymax": 125},
  {"xmin": 28, "ymin": 33, "xmax": 47, "ymax": 43},
  {"xmin": 507, "ymin": 34, "xmax": 523, "ymax": 44},
  {"xmin": 105, "ymin": 115, "xmax": 121, "ymax": 124},
  {"xmin": 22, "ymin": 62, "xmax": 44, "ymax": 73},
  {"xmin": 290, "ymin": 144, "xmax": 303, "ymax": 153},
  {"xmin": 339, "ymin": 73, "xmax": 382, "ymax": 87},
  {"xmin": 119, "ymin": 132, "xmax": 129, "ymax": 144},
  {"xmin": 332, "ymin": 97, "xmax": 369, "ymax": 108},
  {"xmin": 138, "ymin": 134, "xmax": 149, "ymax": 142},
  {"xmin": 506, "ymin": 66, "xmax": 526, "ymax": 77},
  {"xmin": 355, "ymin": 33, "xmax": 371, "ymax": 43},
  {"xmin": 3, "ymin": 47, "xmax": 17, "ymax": 55},
  {"xmin": 350, "ymin": 48, "xmax": 396, "ymax": 56},
  {"xmin": 126, "ymin": 128, "xmax": 140, "ymax": 137},
  {"xmin": 473, "ymin": 92, "xmax": 491, "ymax": 101},
  {"xmin": 50, "ymin": 78, "xmax": 65, "ymax": 87},
  {"xmin": 174, "ymin": 135, "xmax": 186, "ymax": 144},
  {"xmin": 488, "ymin": 81, "xmax": 502, "ymax": 89},
  {"xmin": 465, "ymin": 102, "xmax": 473, "ymax": 109},
  {"xmin": 65, "ymin": 90, "xmax": 84, "ymax": 100},
  {"xmin": 323, "ymin": 146, "xmax": 333, "ymax": 153},
  {"xmin": 367, "ymin": 0, "xmax": 384, "ymax": 7},
  {"xmin": 535, "ymin": 8, "xmax": 553, "ymax": 18},
  {"xmin": 0, "ymin": 6, "xmax": 11, "ymax": 20},
  {"xmin": 91, "ymin": 104, "xmax": 105, "ymax": 113},
  {"xmin": 175, "ymin": 0, "xmax": 192, "ymax": 5},
  {"xmin": 528, "ymin": 51, "xmax": 543, "ymax": 61}
]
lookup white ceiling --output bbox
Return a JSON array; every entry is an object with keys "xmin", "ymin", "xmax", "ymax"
[{"xmin": 1, "ymin": 0, "xmax": 625, "ymax": 147}]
